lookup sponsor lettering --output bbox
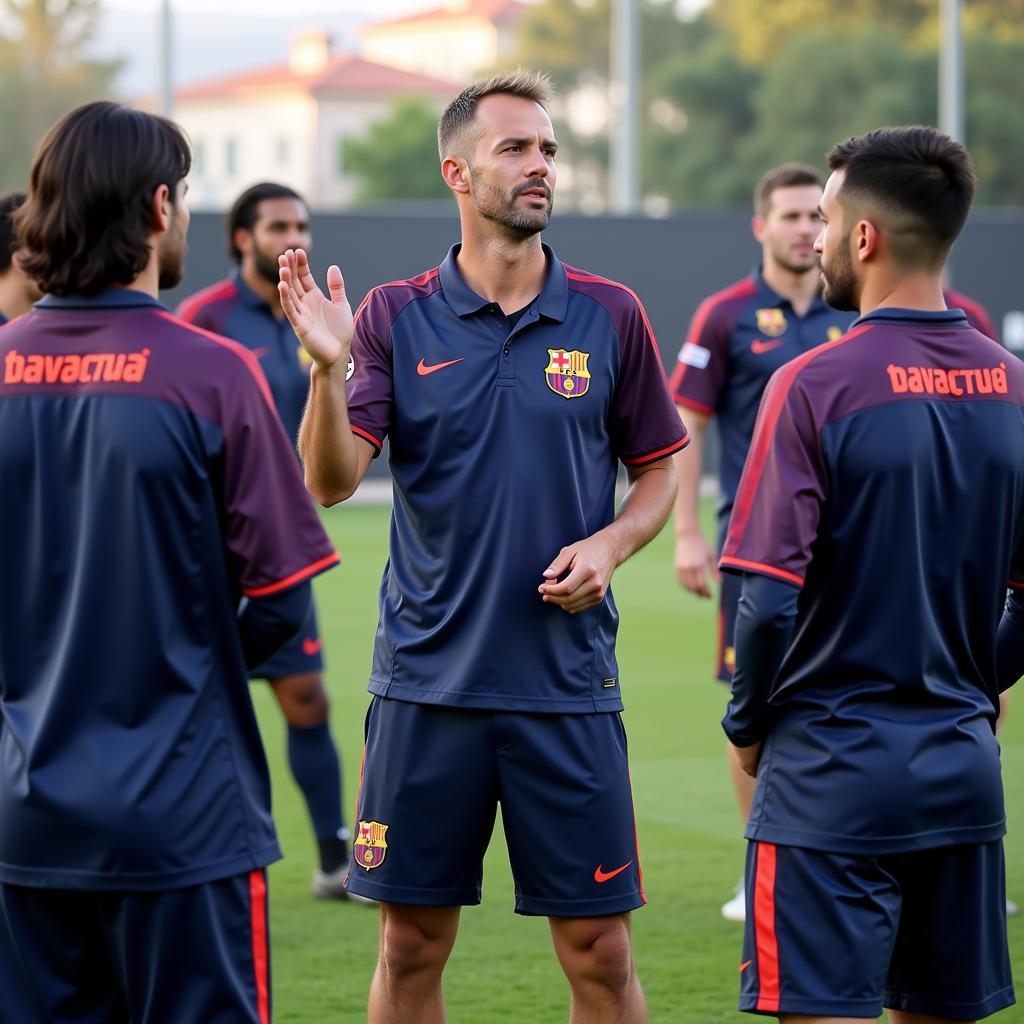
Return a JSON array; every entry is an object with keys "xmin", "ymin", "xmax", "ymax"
[
  {"xmin": 3, "ymin": 348, "xmax": 150, "ymax": 386},
  {"xmin": 886, "ymin": 362, "xmax": 1007, "ymax": 397}
]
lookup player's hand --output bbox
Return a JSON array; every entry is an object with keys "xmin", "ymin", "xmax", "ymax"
[
  {"xmin": 732, "ymin": 740, "xmax": 762, "ymax": 778},
  {"xmin": 538, "ymin": 535, "xmax": 619, "ymax": 614},
  {"xmin": 675, "ymin": 530, "xmax": 717, "ymax": 597},
  {"xmin": 278, "ymin": 248, "xmax": 352, "ymax": 371}
]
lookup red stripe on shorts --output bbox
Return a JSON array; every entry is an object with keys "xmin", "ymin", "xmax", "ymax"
[
  {"xmin": 754, "ymin": 842, "xmax": 780, "ymax": 1013},
  {"xmin": 249, "ymin": 869, "xmax": 270, "ymax": 1024}
]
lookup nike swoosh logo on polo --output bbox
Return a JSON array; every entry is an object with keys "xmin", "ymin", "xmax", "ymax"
[
  {"xmin": 750, "ymin": 339, "xmax": 784, "ymax": 355},
  {"xmin": 417, "ymin": 357, "xmax": 465, "ymax": 376},
  {"xmin": 739, "ymin": 960, "xmax": 752, "ymax": 973},
  {"xmin": 302, "ymin": 637, "xmax": 322, "ymax": 656},
  {"xmin": 594, "ymin": 861, "xmax": 633, "ymax": 884}
]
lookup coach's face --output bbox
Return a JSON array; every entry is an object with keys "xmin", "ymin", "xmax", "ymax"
[
  {"xmin": 241, "ymin": 198, "xmax": 311, "ymax": 286},
  {"xmin": 756, "ymin": 184, "xmax": 821, "ymax": 275},
  {"xmin": 466, "ymin": 93, "xmax": 557, "ymax": 237},
  {"xmin": 814, "ymin": 170, "xmax": 860, "ymax": 312}
]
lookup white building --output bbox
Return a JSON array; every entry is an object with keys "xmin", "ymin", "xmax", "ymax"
[{"xmin": 171, "ymin": 30, "xmax": 459, "ymax": 210}]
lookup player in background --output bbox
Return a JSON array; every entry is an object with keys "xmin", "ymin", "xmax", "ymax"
[
  {"xmin": 279, "ymin": 70, "xmax": 688, "ymax": 1024},
  {"xmin": 0, "ymin": 192, "xmax": 41, "ymax": 323},
  {"xmin": 178, "ymin": 184, "xmax": 360, "ymax": 901},
  {"xmin": 669, "ymin": 164, "xmax": 855, "ymax": 922},
  {"xmin": 722, "ymin": 125, "xmax": 1022, "ymax": 1022},
  {"xmin": 0, "ymin": 102, "xmax": 338, "ymax": 1021}
]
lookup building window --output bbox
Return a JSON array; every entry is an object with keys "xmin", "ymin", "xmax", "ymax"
[
  {"xmin": 225, "ymin": 138, "xmax": 237, "ymax": 177},
  {"xmin": 276, "ymin": 137, "xmax": 289, "ymax": 167},
  {"xmin": 335, "ymin": 137, "xmax": 345, "ymax": 176}
]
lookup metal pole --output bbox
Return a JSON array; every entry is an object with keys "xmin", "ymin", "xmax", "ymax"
[
  {"xmin": 610, "ymin": 0, "xmax": 640, "ymax": 214},
  {"xmin": 158, "ymin": 0, "xmax": 173, "ymax": 117},
  {"xmin": 939, "ymin": 0, "xmax": 963, "ymax": 142}
]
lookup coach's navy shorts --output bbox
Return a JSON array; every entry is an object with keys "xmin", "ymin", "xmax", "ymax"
[
  {"xmin": 345, "ymin": 697, "xmax": 646, "ymax": 917},
  {"xmin": 740, "ymin": 840, "xmax": 1014, "ymax": 1019},
  {"xmin": 0, "ymin": 869, "xmax": 272, "ymax": 1023},
  {"xmin": 250, "ymin": 598, "xmax": 324, "ymax": 681},
  {"xmin": 716, "ymin": 569, "xmax": 741, "ymax": 683}
]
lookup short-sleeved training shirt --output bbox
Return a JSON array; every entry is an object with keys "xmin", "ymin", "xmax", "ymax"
[
  {"xmin": 0, "ymin": 290, "xmax": 338, "ymax": 890},
  {"xmin": 720, "ymin": 308, "xmax": 1024, "ymax": 854},
  {"xmin": 670, "ymin": 269, "xmax": 855, "ymax": 528},
  {"xmin": 346, "ymin": 244, "xmax": 688, "ymax": 713},
  {"xmin": 178, "ymin": 272, "xmax": 312, "ymax": 446}
]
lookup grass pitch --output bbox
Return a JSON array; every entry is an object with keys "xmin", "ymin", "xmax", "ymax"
[{"xmin": 252, "ymin": 502, "xmax": 1024, "ymax": 1023}]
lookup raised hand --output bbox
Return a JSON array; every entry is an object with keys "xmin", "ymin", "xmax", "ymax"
[{"xmin": 278, "ymin": 248, "xmax": 353, "ymax": 371}]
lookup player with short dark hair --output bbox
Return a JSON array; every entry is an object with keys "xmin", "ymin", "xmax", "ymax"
[
  {"xmin": 721, "ymin": 124, "xmax": 1021, "ymax": 1022},
  {"xmin": 178, "ymin": 183, "xmax": 360, "ymax": 901},
  {"xmin": 0, "ymin": 102, "xmax": 338, "ymax": 1021},
  {"xmin": 279, "ymin": 68, "xmax": 688, "ymax": 1023},
  {"xmin": 669, "ymin": 162, "xmax": 855, "ymax": 922},
  {"xmin": 0, "ymin": 191, "xmax": 40, "ymax": 323}
]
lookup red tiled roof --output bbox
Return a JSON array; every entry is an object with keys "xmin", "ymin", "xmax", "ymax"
[
  {"xmin": 365, "ymin": 0, "xmax": 528, "ymax": 30},
  {"xmin": 175, "ymin": 55, "xmax": 459, "ymax": 102}
]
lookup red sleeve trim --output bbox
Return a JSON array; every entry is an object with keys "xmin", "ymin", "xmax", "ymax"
[
  {"xmin": 351, "ymin": 424, "xmax": 383, "ymax": 451},
  {"xmin": 727, "ymin": 323, "xmax": 875, "ymax": 548},
  {"xmin": 719, "ymin": 555, "xmax": 803, "ymax": 588},
  {"xmin": 623, "ymin": 434, "xmax": 690, "ymax": 466},
  {"xmin": 243, "ymin": 551, "xmax": 340, "ymax": 598},
  {"xmin": 675, "ymin": 395, "xmax": 714, "ymax": 416},
  {"xmin": 156, "ymin": 310, "xmax": 276, "ymax": 410}
]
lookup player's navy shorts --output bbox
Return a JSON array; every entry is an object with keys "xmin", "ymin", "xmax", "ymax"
[
  {"xmin": 0, "ymin": 869, "xmax": 272, "ymax": 1023},
  {"xmin": 250, "ymin": 598, "xmax": 324, "ymax": 681},
  {"xmin": 345, "ymin": 697, "xmax": 646, "ymax": 917},
  {"xmin": 740, "ymin": 840, "xmax": 1014, "ymax": 1019}
]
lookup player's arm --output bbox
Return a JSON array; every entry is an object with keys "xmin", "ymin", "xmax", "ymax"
[
  {"xmin": 278, "ymin": 248, "xmax": 373, "ymax": 505},
  {"xmin": 673, "ymin": 407, "xmax": 716, "ymax": 597},
  {"xmin": 996, "ymin": 588, "xmax": 1024, "ymax": 693},
  {"xmin": 238, "ymin": 582, "xmax": 312, "ymax": 670},
  {"xmin": 539, "ymin": 458, "xmax": 677, "ymax": 614},
  {"xmin": 724, "ymin": 574, "xmax": 799, "ymax": 774}
]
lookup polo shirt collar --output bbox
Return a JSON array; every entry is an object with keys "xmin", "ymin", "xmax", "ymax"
[
  {"xmin": 439, "ymin": 242, "xmax": 568, "ymax": 323},
  {"xmin": 231, "ymin": 269, "xmax": 272, "ymax": 311},
  {"xmin": 752, "ymin": 265, "xmax": 830, "ymax": 317},
  {"xmin": 36, "ymin": 288, "xmax": 164, "ymax": 310},
  {"xmin": 854, "ymin": 307, "xmax": 969, "ymax": 328}
]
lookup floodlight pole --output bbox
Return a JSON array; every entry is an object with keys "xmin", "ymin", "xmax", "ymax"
[
  {"xmin": 610, "ymin": 0, "xmax": 640, "ymax": 214},
  {"xmin": 159, "ymin": 0, "xmax": 174, "ymax": 117},
  {"xmin": 939, "ymin": 0, "xmax": 963, "ymax": 142}
]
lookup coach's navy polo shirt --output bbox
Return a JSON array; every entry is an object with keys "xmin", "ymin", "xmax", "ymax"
[
  {"xmin": 720, "ymin": 308, "xmax": 1024, "ymax": 854},
  {"xmin": 346, "ymin": 244, "xmax": 688, "ymax": 713},
  {"xmin": 670, "ymin": 269, "xmax": 854, "ymax": 532},
  {"xmin": 178, "ymin": 271, "xmax": 311, "ymax": 445},
  {"xmin": 0, "ymin": 288, "xmax": 337, "ymax": 889}
]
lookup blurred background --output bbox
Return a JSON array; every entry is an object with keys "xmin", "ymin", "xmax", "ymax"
[{"xmin": 2, "ymin": 0, "xmax": 1022, "ymax": 348}]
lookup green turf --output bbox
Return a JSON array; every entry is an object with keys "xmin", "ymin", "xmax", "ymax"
[{"xmin": 253, "ymin": 502, "xmax": 1024, "ymax": 1023}]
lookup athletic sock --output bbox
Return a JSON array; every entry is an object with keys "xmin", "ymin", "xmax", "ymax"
[{"xmin": 286, "ymin": 722, "xmax": 345, "ymax": 870}]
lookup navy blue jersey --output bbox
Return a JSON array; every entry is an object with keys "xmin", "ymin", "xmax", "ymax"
[
  {"xmin": 669, "ymin": 270, "xmax": 854, "ymax": 527},
  {"xmin": 0, "ymin": 290, "xmax": 338, "ymax": 890},
  {"xmin": 720, "ymin": 308, "xmax": 1024, "ymax": 854},
  {"xmin": 346, "ymin": 244, "xmax": 688, "ymax": 712},
  {"xmin": 178, "ymin": 273, "xmax": 312, "ymax": 445}
]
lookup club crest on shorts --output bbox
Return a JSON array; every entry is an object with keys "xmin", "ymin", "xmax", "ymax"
[
  {"xmin": 755, "ymin": 308, "xmax": 787, "ymax": 337},
  {"xmin": 355, "ymin": 820, "xmax": 389, "ymax": 870},
  {"xmin": 545, "ymin": 348, "xmax": 591, "ymax": 399}
]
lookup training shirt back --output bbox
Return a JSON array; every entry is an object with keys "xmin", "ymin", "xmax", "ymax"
[
  {"xmin": 721, "ymin": 309, "xmax": 1024, "ymax": 854},
  {"xmin": 345, "ymin": 244, "xmax": 688, "ymax": 713},
  {"xmin": 0, "ymin": 290, "xmax": 338, "ymax": 890},
  {"xmin": 670, "ymin": 270, "xmax": 854, "ymax": 532}
]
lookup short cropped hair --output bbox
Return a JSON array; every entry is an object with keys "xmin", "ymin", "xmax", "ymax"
[
  {"xmin": 437, "ymin": 68, "xmax": 553, "ymax": 160},
  {"xmin": 753, "ymin": 163, "xmax": 822, "ymax": 216},
  {"xmin": 0, "ymin": 191, "xmax": 27, "ymax": 274},
  {"xmin": 226, "ymin": 182, "xmax": 305, "ymax": 264},
  {"xmin": 826, "ymin": 126, "xmax": 976, "ymax": 268},
  {"xmin": 15, "ymin": 102, "xmax": 191, "ymax": 296}
]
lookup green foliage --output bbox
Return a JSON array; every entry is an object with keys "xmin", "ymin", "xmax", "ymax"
[
  {"xmin": 0, "ymin": 0, "xmax": 120, "ymax": 191},
  {"xmin": 344, "ymin": 95, "xmax": 450, "ymax": 204}
]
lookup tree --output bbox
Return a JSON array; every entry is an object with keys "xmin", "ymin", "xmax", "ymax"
[
  {"xmin": 344, "ymin": 96, "xmax": 450, "ymax": 204},
  {"xmin": 0, "ymin": 0, "xmax": 120, "ymax": 190}
]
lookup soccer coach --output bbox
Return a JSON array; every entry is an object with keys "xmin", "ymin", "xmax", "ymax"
[{"xmin": 0, "ymin": 102, "xmax": 338, "ymax": 1021}]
